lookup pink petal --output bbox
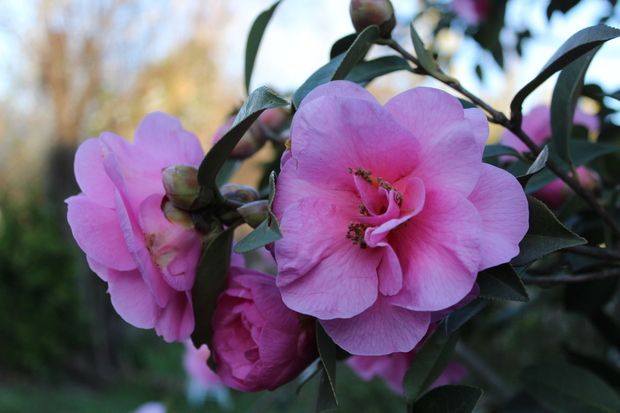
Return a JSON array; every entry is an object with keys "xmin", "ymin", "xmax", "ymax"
[
  {"xmin": 376, "ymin": 244, "xmax": 403, "ymax": 296},
  {"xmin": 87, "ymin": 256, "xmax": 110, "ymax": 282},
  {"xmin": 299, "ymin": 79, "xmax": 378, "ymax": 109},
  {"xmin": 66, "ymin": 194, "xmax": 136, "ymax": 271},
  {"xmin": 467, "ymin": 164, "xmax": 529, "ymax": 270},
  {"xmin": 155, "ymin": 291, "xmax": 194, "ymax": 342},
  {"xmin": 388, "ymin": 189, "xmax": 482, "ymax": 311},
  {"xmin": 74, "ymin": 138, "xmax": 116, "ymax": 208},
  {"xmin": 463, "ymin": 107, "xmax": 490, "ymax": 156},
  {"xmin": 288, "ymin": 95, "xmax": 420, "ymax": 193},
  {"xmin": 276, "ymin": 198, "xmax": 382, "ymax": 319},
  {"xmin": 106, "ymin": 268, "xmax": 160, "ymax": 329},
  {"xmin": 321, "ymin": 295, "xmax": 430, "ymax": 355}
]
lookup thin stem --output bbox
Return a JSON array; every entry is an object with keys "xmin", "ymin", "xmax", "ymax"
[
  {"xmin": 565, "ymin": 245, "xmax": 620, "ymax": 261},
  {"xmin": 522, "ymin": 268, "xmax": 620, "ymax": 285}
]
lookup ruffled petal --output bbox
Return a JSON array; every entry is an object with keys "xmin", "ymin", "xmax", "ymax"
[
  {"xmin": 155, "ymin": 291, "xmax": 194, "ymax": 342},
  {"xmin": 107, "ymin": 268, "xmax": 160, "ymax": 329},
  {"xmin": 74, "ymin": 138, "xmax": 116, "ymax": 208},
  {"xmin": 299, "ymin": 79, "xmax": 378, "ymax": 109}
]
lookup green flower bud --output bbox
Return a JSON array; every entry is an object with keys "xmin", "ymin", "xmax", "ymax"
[
  {"xmin": 220, "ymin": 184, "xmax": 260, "ymax": 205},
  {"xmin": 162, "ymin": 165, "xmax": 202, "ymax": 210},
  {"xmin": 161, "ymin": 197, "xmax": 195, "ymax": 230},
  {"xmin": 350, "ymin": 0, "xmax": 396, "ymax": 38},
  {"xmin": 237, "ymin": 200, "xmax": 270, "ymax": 229}
]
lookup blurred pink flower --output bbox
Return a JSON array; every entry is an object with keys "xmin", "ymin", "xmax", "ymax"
[
  {"xmin": 452, "ymin": 0, "xmax": 491, "ymax": 25},
  {"xmin": 347, "ymin": 351, "xmax": 467, "ymax": 395},
  {"xmin": 501, "ymin": 105, "xmax": 601, "ymax": 209},
  {"xmin": 211, "ymin": 267, "xmax": 317, "ymax": 392},
  {"xmin": 183, "ymin": 342, "xmax": 224, "ymax": 388},
  {"xmin": 66, "ymin": 112, "xmax": 205, "ymax": 342},
  {"xmin": 272, "ymin": 81, "xmax": 528, "ymax": 356}
]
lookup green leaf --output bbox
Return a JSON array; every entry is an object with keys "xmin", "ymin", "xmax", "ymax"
[
  {"xmin": 292, "ymin": 26, "xmax": 380, "ymax": 108},
  {"xmin": 410, "ymin": 23, "xmax": 454, "ymax": 83},
  {"xmin": 411, "ymin": 385, "xmax": 483, "ymax": 413},
  {"xmin": 458, "ymin": 99, "xmax": 477, "ymax": 109},
  {"xmin": 233, "ymin": 171, "xmax": 282, "ymax": 253},
  {"xmin": 551, "ymin": 48, "xmax": 600, "ymax": 167},
  {"xmin": 521, "ymin": 362, "xmax": 620, "ymax": 413},
  {"xmin": 216, "ymin": 160, "xmax": 241, "ymax": 187},
  {"xmin": 198, "ymin": 87, "xmax": 287, "ymax": 202},
  {"xmin": 511, "ymin": 195, "xmax": 586, "ymax": 266},
  {"xmin": 608, "ymin": 89, "xmax": 620, "ymax": 101},
  {"xmin": 345, "ymin": 56, "xmax": 411, "ymax": 85},
  {"xmin": 403, "ymin": 326, "xmax": 459, "ymax": 404},
  {"xmin": 330, "ymin": 33, "xmax": 357, "ymax": 60},
  {"xmin": 517, "ymin": 146, "xmax": 549, "ymax": 188},
  {"xmin": 190, "ymin": 227, "xmax": 235, "ymax": 350},
  {"xmin": 546, "ymin": 0, "xmax": 581, "ymax": 19},
  {"xmin": 444, "ymin": 298, "xmax": 489, "ymax": 336},
  {"xmin": 483, "ymin": 144, "xmax": 522, "ymax": 160},
  {"xmin": 477, "ymin": 263, "xmax": 529, "ymax": 302},
  {"xmin": 244, "ymin": 1, "xmax": 282, "ymax": 95},
  {"xmin": 510, "ymin": 25, "xmax": 620, "ymax": 124},
  {"xmin": 316, "ymin": 322, "xmax": 338, "ymax": 412}
]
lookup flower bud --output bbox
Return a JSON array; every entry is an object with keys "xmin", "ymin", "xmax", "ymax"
[
  {"xmin": 350, "ymin": 0, "xmax": 396, "ymax": 38},
  {"xmin": 161, "ymin": 197, "xmax": 195, "ymax": 230},
  {"xmin": 212, "ymin": 115, "xmax": 268, "ymax": 160},
  {"xmin": 220, "ymin": 183, "xmax": 260, "ymax": 204},
  {"xmin": 162, "ymin": 165, "xmax": 201, "ymax": 210},
  {"xmin": 237, "ymin": 200, "xmax": 270, "ymax": 229}
]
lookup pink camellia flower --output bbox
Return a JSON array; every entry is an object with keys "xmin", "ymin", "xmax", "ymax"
[
  {"xmin": 66, "ymin": 112, "xmax": 205, "ymax": 342},
  {"xmin": 501, "ymin": 105, "xmax": 601, "ymax": 209},
  {"xmin": 452, "ymin": 0, "xmax": 491, "ymax": 25},
  {"xmin": 211, "ymin": 267, "xmax": 318, "ymax": 392},
  {"xmin": 272, "ymin": 81, "xmax": 528, "ymax": 356},
  {"xmin": 347, "ymin": 351, "xmax": 467, "ymax": 394},
  {"xmin": 183, "ymin": 342, "xmax": 225, "ymax": 388}
]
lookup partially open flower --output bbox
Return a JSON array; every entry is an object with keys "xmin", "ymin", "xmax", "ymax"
[
  {"xmin": 350, "ymin": 0, "xmax": 396, "ymax": 38},
  {"xmin": 162, "ymin": 165, "xmax": 201, "ymax": 211}
]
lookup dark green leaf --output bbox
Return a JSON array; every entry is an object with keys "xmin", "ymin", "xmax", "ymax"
[
  {"xmin": 411, "ymin": 385, "xmax": 483, "ymax": 413},
  {"xmin": 330, "ymin": 33, "xmax": 357, "ymax": 59},
  {"xmin": 445, "ymin": 298, "xmax": 489, "ymax": 336},
  {"xmin": 565, "ymin": 277, "xmax": 619, "ymax": 315},
  {"xmin": 516, "ymin": 30, "xmax": 532, "ymax": 57},
  {"xmin": 475, "ymin": 64, "xmax": 483, "ymax": 81},
  {"xmin": 564, "ymin": 348, "xmax": 620, "ymax": 389},
  {"xmin": 511, "ymin": 196, "xmax": 586, "ymax": 266},
  {"xmin": 216, "ymin": 160, "xmax": 241, "ymax": 187},
  {"xmin": 190, "ymin": 227, "xmax": 235, "ymax": 350},
  {"xmin": 458, "ymin": 99, "xmax": 477, "ymax": 109},
  {"xmin": 316, "ymin": 322, "xmax": 338, "ymax": 412},
  {"xmin": 410, "ymin": 23, "xmax": 455, "ymax": 83},
  {"xmin": 198, "ymin": 87, "xmax": 287, "ymax": 201},
  {"xmin": 293, "ymin": 26, "xmax": 380, "ymax": 108},
  {"xmin": 296, "ymin": 360, "xmax": 321, "ymax": 395},
  {"xmin": 483, "ymin": 144, "xmax": 521, "ymax": 160},
  {"xmin": 403, "ymin": 326, "xmax": 459, "ymax": 404},
  {"xmin": 234, "ymin": 171, "xmax": 282, "ymax": 253},
  {"xmin": 345, "ymin": 56, "xmax": 411, "ymax": 85},
  {"xmin": 244, "ymin": 1, "xmax": 282, "ymax": 94},
  {"xmin": 546, "ymin": 0, "xmax": 581, "ymax": 19},
  {"xmin": 608, "ymin": 89, "xmax": 620, "ymax": 101},
  {"xmin": 471, "ymin": 0, "xmax": 507, "ymax": 68},
  {"xmin": 551, "ymin": 48, "xmax": 599, "ymax": 167},
  {"xmin": 517, "ymin": 146, "xmax": 549, "ymax": 188},
  {"xmin": 477, "ymin": 263, "xmax": 529, "ymax": 302},
  {"xmin": 510, "ymin": 25, "xmax": 620, "ymax": 124},
  {"xmin": 521, "ymin": 362, "xmax": 620, "ymax": 413}
]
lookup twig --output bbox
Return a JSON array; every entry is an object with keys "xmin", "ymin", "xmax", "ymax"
[
  {"xmin": 522, "ymin": 268, "xmax": 620, "ymax": 284},
  {"xmin": 565, "ymin": 245, "xmax": 620, "ymax": 261}
]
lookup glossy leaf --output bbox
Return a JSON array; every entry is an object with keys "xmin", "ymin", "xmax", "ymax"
[
  {"xmin": 445, "ymin": 298, "xmax": 489, "ymax": 336},
  {"xmin": 198, "ymin": 87, "xmax": 287, "ymax": 201},
  {"xmin": 244, "ymin": 1, "xmax": 282, "ymax": 94},
  {"xmin": 411, "ymin": 385, "xmax": 483, "ymax": 413},
  {"xmin": 316, "ymin": 322, "xmax": 338, "ymax": 412},
  {"xmin": 293, "ymin": 25, "xmax": 380, "ymax": 108},
  {"xmin": 483, "ymin": 144, "xmax": 521, "ymax": 160},
  {"xmin": 403, "ymin": 326, "xmax": 459, "ymax": 404},
  {"xmin": 345, "ymin": 56, "xmax": 411, "ymax": 85},
  {"xmin": 330, "ymin": 33, "xmax": 357, "ymax": 59},
  {"xmin": 511, "ymin": 196, "xmax": 586, "ymax": 266},
  {"xmin": 521, "ymin": 362, "xmax": 620, "ymax": 413},
  {"xmin": 190, "ymin": 227, "xmax": 235, "ymax": 350},
  {"xmin": 551, "ymin": 48, "xmax": 599, "ymax": 167},
  {"xmin": 234, "ymin": 171, "xmax": 282, "ymax": 253},
  {"xmin": 458, "ymin": 98, "xmax": 477, "ymax": 109},
  {"xmin": 410, "ymin": 23, "xmax": 454, "ymax": 82},
  {"xmin": 516, "ymin": 146, "xmax": 549, "ymax": 188},
  {"xmin": 510, "ymin": 25, "xmax": 620, "ymax": 124},
  {"xmin": 477, "ymin": 263, "xmax": 529, "ymax": 302}
]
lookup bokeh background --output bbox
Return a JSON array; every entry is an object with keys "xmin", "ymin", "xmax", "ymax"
[{"xmin": 1, "ymin": 1, "xmax": 620, "ymax": 412}]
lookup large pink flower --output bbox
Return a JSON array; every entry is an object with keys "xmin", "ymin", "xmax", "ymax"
[
  {"xmin": 501, "ymin": 105, "xmax": 600, "ymax": 209},
  {"xmin": 66, "ymin": 112, "xmax": 205, "ymax": 342},
  {"xmin": 272, "ymin": 81, "xmax": 528, "ymax": 355},
  {"xmin": 211, "ymin": 267, "xmax": 318, "ymax": 392}
]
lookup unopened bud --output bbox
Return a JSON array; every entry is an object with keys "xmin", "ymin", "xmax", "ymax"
[
  {"xmin": 161, "ymin": 197, "xmax": 195, "ymax": 230},
  {"xmin": 238, "ymin": 200, "xmax": 270, "ymax": 229},
  {"xmin": 162, "ymin": 165, "xmax": 202, "ymax": 210},
  {"xmin": 350, "ymin": 0, "xmax": 396, "ymax": 38},
  {"xmin": 220, "ymin": 184, "xmax": 260, "ymax": 204},
  {"xmin": 212, "ymin": 115, "xmax": 268, "ymax": 160}
]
